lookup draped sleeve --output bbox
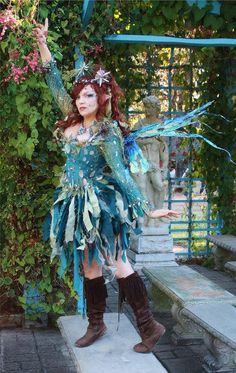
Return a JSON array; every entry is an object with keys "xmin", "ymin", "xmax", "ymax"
[
  {"xmin": 100, "ymin": 122, "xmax": 151, "ymax": 217},
  {"xmin": 43, "ymin": 56, "xmax": 73, "ymax": 117}
]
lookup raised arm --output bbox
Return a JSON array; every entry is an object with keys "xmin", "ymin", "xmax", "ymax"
[{"xmin": 34, "ymin": 19, "xmax": 72, "ymax": 116}]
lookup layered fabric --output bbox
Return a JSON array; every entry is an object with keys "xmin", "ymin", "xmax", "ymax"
[{"xmin": 43, "ymin": 120, "xmax": 150, "ymax": 314}]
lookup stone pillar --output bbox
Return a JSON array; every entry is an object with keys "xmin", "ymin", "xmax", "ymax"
[{"xmin": 128, "ymin": 222, "xmax": 177, "ymax": 269}]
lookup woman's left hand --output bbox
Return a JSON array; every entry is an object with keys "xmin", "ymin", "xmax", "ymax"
[{"xmin": 148, "ymin": 209, "xmax": 180, "ymax": 219}]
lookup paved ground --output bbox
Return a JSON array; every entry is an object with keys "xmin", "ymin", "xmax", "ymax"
[{"xmin": 1, "ymin": 264, "xmax": 235, "ymax": 373}]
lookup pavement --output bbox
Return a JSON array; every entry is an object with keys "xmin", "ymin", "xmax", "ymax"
[{"xmin": 1, "ymin": 264, "xmax": 236, "ymax": 373}]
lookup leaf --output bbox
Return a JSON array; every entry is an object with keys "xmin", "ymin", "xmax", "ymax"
[
  {"xmin": 18, "ymin": 295, "xmax": 27, "ymax": 305},
  {"xmin": 162, "ymin": 7, "xmax": 176, "ymax": 20},
  {"xmin": 204, "ymin": 15, "xmax": 220, "ymax": 29},
  {"xmin": 16, "ymin": 94, "xmax": 27, "ymax": 106},
  {"xmin": 24, "ymin": 255, "xmax": 35, "ymax": 265},
  {"xmin": 193, "ymin": 7, "xmax": 207, "ymax": 23},
  {"xmin": 31, "ymin": 128, "xmax": 39, "ymax": 139},
  {"xmin": 46, "ymin": 284, "xmax": 53, "ymax": 293},
  {"xmin": 56, "ymin": 291, "xmax": 65, "ymax": 299},
  {"xmin": 42, "ymin": 265, "xmax": 49, "ymax": 278},
  {"xmin": 61, "ymin": 20, "xmax": 68, "ymax": 28},
  {"xmin": 7, "ymin": 289, "xmax": 16, "ymax": 297},
  {"xmin": 25, "ymin": 138, "xmax": 36, "ymax": 160},
  {"xmin": 16, "ymin": 103, "xmax": 29, "ymax": 114},
  {"xmin": 1, "ymin": 41, "xmax": 8, "ymax": 53},
  {"xmin": 4, "ymin": 277, "xmax": 13, "ymax": 285},
  {"xmin": 19, "ymin": 274, "xmax": 26, "ymax": 286},
  {"xmin": 39, "ymin": 6, "xmax": 49, "ymax": 19},
  {"xmin": 18, "ymin": 233, "xmax": 25, "ymax": 244},
  {"xmin": 25, "ymin": 266, "xmax": 31, "ymax": 273}
]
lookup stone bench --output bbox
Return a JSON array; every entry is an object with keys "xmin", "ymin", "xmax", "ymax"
[
  {"xmin": 206, "ymin": 234, "xmax": 236, "ymax": 270},
  {"xmin": 57, "ymin": 313, "xmax": 168, "ymax": 373},
  {"xmin": 225, "ymin": 261, "xmax": 236, "ymax": 278},
  {"xmin": 143, "ymin": 265, "xmax": 236, "ymax": 343},
  {"xmin": 182, "ymin": 303, "xmax": 236, "ymax": 373},
  {"xmin": 143, "ymin": 265, "xmax": 236, "ymax": 372}
]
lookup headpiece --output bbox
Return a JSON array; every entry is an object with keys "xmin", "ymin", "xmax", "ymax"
[{"xmin": 71, "ymin": 62, "xmax": 111, "ymax": 87}]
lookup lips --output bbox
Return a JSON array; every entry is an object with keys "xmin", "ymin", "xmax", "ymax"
[{"xmin": 79, "ymin": 107, "xmax": 87, "ymax": 110}]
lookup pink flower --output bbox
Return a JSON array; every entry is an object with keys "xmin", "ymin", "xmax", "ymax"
[
  {"xmin": 3, "ymin": 50, "xmax": 41, "ymax": 84},
  {"xmin": 0, "ymin": 9, "xmax": 17, "ymax": 26},
  {"xmin": 3, "ymin": 64, "xmax": 29, "ymax": 84},
  {"xmin": 0, "ymin": 9, "xmax": 17, "ymax": 41},
  {"xmin": 24, "ymin": 50, "xmax": 40, "ymax": 72}
]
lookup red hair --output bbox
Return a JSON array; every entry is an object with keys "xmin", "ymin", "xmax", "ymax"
[{"xmin": 56, "ymin": 65, "xmax": 124, "ymax": 130}]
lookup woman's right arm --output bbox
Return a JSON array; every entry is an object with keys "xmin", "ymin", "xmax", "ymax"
[{"xmin": 34, "ymin": 19, "xmax": 73, "ymax": 117}]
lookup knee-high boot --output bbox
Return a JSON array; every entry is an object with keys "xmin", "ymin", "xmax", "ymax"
[
  {"xmin": 117, "ymin": 271, "xmax": 165, "ymax": 353},
  {"xmin": 75, "ymin": 276, "xmax": 108, "ymax": 348}
]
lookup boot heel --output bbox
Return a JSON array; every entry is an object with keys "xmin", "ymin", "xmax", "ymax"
[{"xmin": 134, "ymin": 322, "xmax": 166, "ymax": 353}]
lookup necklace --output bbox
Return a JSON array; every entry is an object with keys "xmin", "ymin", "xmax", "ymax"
[
  {"xmin": 77, "ymin": 126, "xmax": 87, "ymax": 135},
  {"xmin": 77, "ymin": 120, "xmax": 96, "ymax": 136}
]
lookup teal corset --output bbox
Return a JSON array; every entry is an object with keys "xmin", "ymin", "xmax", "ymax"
[{"xmin": 61, "ymin": 143, "xmax": 106, "ymax": 190}]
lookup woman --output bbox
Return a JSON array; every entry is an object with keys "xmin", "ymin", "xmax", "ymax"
[{"xmin": 34, "ymin": 19, "xmax": 178, "ymax": 353}]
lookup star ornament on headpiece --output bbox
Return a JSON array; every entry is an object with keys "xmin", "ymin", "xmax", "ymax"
[
  {"xmin": 74, "ymin": 61, "xmax": 93, "ymax": 82},
  {"xmin": 74, "ymin": 62, "xmax": 111, "ymax": 87},
  {"xmin": 92, "ymin": 68, "xmax": 111, "ymax": 87}
]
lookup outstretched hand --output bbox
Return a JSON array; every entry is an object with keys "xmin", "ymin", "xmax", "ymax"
[
  {"xmin": 148, "ymin": 209, "xmax": 179, "ymax": 219},
  {"xmin": 33, "ymin": 18, "xmax": 48, "ymax": 46}
]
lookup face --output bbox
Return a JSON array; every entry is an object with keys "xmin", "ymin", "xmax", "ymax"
[
  {"xmin": 76, "ymin": 85, "xmax": 99, "ymax": 120},
  {"xmin": 144, "ymin": 103, "xmax": 161, "ymax": 117}
]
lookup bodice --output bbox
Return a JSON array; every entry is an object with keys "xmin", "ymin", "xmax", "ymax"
[
  {"xmin": 52, "ymin": 121, "xmax": 150, "ymax": 214},
  {"xmin": 53, "ymin": 124, "xmax": 108, "ymax": 191}
]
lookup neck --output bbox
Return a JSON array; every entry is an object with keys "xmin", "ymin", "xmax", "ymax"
[
  {"xmin": 83, "ymin": 115, "xmax": 96, "ymax": 128},
  {"xmin": 145, "ymin": 114, "xmax": 158, "ymax": 122}
]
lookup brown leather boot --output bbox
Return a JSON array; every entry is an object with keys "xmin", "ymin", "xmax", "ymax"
[
  {"xmin": 117, "ymin": 272, "xmax": 165, "ymax": 353},
  {"xmin": 75, "ymin": 276, "xmax": 108, "ymax": 348}
]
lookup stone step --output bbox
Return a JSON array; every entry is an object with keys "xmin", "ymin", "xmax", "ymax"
[
  {"xmin": 58, "ymin": 313, "xmax": 168, "ymax": 373},
  {"xmin": 130, "ymin": 235, "xmax": 173, "ymax": 254},
  {"xmin": 128, "ymin": 250, "xmax": 176, "ymax": 263}
]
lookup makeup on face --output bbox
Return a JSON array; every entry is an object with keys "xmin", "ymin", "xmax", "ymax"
[{"xmin": 76, "ymin": 85, "xmax": 99, "ymax": 120}]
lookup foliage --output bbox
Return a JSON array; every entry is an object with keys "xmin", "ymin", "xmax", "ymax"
[
  {"xmin": 0, "ymin": 0, "xmax": 236, "ymax": 318},
  {"xmin": 194, "ymin": 47, "xmax": 236, "ymax": 234},
  {"xmin": 0, "ymin": 0, "xmax": 115, "ymax": 317}
]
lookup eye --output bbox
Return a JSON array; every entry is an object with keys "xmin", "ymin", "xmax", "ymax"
[{"xmin": 87, "ymin": 93, "xmax": 95, "ymax": 97}]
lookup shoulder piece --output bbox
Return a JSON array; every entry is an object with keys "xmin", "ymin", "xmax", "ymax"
[{"xmin": 92, "ymin": 119, "xmax": 123, "ymax": 142}]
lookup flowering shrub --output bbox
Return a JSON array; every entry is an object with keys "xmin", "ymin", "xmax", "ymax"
[
  {"xmin": 0, "ymin": 0, "xmax": 116, "ymax": 319},
  {"xmin": 0, "ymin": 9, "xmax": 17, "ymax": 41}
]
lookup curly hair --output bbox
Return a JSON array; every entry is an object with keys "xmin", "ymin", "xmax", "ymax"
[{"xmin": 56, "ymin": 64, "xmax": 125, "ymax": 131}]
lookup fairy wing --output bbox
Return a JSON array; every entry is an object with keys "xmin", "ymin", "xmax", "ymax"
[{"xmin": 124, "ymin": 101, "xmax": 234, "ymax": 174}]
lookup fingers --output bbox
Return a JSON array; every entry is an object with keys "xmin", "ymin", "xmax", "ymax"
[
  {"xmin": 45, "ymin": 17, "xmax": 48, "ymax": 31},
  {"xmin": 33, "ymin": 18, "xmax": 48, "ymax": 31},
  {"xmin": 32, "ymin": 24, "xmax": 47, "ymax": 45},
  {"xmin": 167, "ymin": 210, "xmax": 180, "ymax": 216}
]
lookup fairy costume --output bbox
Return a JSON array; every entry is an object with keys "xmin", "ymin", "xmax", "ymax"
[
  {"xmin": 43, "ymin": 58, "xmax": 150, "ymax": 314},
  {"xmin": 42, "ymin": 56, "xmax": 234, "ymax": 316}
]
